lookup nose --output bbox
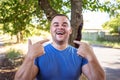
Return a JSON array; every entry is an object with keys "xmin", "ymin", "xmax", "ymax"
[{"xmin": 58, "ymin": 25, "xmax": 64, "ymax": 29}]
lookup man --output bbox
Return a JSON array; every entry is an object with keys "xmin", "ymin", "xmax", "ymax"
[{"xmin": 15, "ymin": 14, "xmax": 105, "ymax": 80}]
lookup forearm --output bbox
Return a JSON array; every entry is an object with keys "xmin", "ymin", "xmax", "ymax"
[
  {"xmin": 88, "ymin": 55, "xmax": 105, "ymax": 80},
  {"xmin": 14, "ymin": 56, "xmax": 37, "ymax": 80}
]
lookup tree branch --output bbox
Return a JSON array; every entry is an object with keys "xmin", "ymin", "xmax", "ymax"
[{"xmin": 38, "ymin": 0, "xmax": 58, "ymax": 21}]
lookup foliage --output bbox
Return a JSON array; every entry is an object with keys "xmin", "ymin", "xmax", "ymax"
[
  {"xmin": 0, "ymin": 0, "xmax": 120, "ymax": 42},
  {"xmin": 48, "ymin": 0, "xmax": 70, "ymax": 14},
  {"xmin": 102, "ymin": 14, "xmax": 120, "ymax": 34},
  {"xmin": 0, "ymin": 0, "xmax": 41, "ymax": 42},
  {"xmin": 48, "ymin": 0, "xmax": 119, "ymax": 15},
  {"xmin": 6, "ymin": 48, "xmax": 23, "ymax": 59},
  {"xmin": 102, "ymin": 0, "xmax": 120, "ymax": 16},
  {"xmin": 82, "ymin": 0, "xmax": 107, "ymax": 11},
  {"xmin": 48, "ymin": 0, "xmax": 119, "ymax": 17},
  {"xmin": 101, "ymin": 0, "xmax": 120, "ymax": 34}
]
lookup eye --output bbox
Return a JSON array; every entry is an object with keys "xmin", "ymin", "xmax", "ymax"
[
  {"xmin": 54, "ymin": 24, "xmax": 59, "ymax": 27},
  {"xmin": 62, "ymin": 24, "xmax": 68, "ymax": 27}
]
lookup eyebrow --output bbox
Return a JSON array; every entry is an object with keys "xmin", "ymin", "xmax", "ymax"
[
  {"xmin": 53, "ymin": 22, "xmax": 58, "ymax": 25},
  {"xmin": 63, "ymin": 22, "xmax": 68, "ymax": 25},
  {"xmin": 53, "ymin": 22, "xmax": 68, "ymax": 25}
]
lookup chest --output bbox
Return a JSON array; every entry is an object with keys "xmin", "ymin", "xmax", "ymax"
[{"xmin": 38, "ymin": 53, "xmax": 83, "ymax": 79}]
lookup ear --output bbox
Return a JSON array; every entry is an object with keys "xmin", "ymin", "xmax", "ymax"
[
  {"xmin": 69, "ymin": 28, "xmax": 72, "ymax": 34},
  {"xmin": 50, "ymin": 27, "xmax": 52, "ymax": 34}
]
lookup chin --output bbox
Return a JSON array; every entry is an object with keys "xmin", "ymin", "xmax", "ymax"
[
  {"xmin": 54, "ymin": 38, "xmax": 64, "ymax": 42},
  {"xmin": 56, "ymin": 38, "xmax": 65, "ymax": 41}
]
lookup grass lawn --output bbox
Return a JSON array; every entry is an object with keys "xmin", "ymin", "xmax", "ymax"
[{"xmin": 82, "ymin": 39, "xmax": 120, "ymax": 49}]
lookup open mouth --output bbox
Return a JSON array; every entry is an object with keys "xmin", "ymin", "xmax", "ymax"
[{"xmin": 56, "ymin": 31, "xmax": 65, "ymax": 35}]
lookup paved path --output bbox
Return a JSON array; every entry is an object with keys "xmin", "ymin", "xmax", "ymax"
[{"xmin": 93, "ymin": 46, "xmax": 120, "ymax": 80}]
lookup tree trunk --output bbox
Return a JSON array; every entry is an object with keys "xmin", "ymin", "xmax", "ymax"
[
  {"xmin": 70, "ymin": 2, "xmax": 87, "ymax": 80},
  {"xmin": 16, "ymin": 31, "xmax": 23, "ymax": 43},
  {"xmin": 70, "ymin": 0, "xmax": 83, "ymax": 48},
  {"xmin": 38, "ymin": 0, "xmax": 83, "ymax": 48},
  {"xmin": 16, "ymin": 33, "xmax": 20, "ymax": 43},
  {"xmin": 20, "ymin": 31, "xmax": 23, "ymax": 42},
  {"xmin": 38, "ymin": 0, "xmax": 58, "ymax": 21}
]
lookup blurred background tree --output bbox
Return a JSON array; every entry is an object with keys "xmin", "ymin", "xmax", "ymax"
[
  {"xmin": 0, "ymin": 0, "xmax": 120, "ymax": 45},
  {"xmin": 101, "ymin": 0, "xmax": 120, "ymax": 35},
  {"xmin": 0, "ymin": 0, "xmax": 37, "ymax": 42},
  {"xmin": 0, "ymin": 0, "xmax": 47, "ymax": 42},
  {"xmin": 102, "ymin": 14, "xmax": 120, "ymax": 34}
]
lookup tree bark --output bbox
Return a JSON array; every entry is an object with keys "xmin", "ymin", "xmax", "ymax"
[
  {"xmin": 38, "ymin": 0, "xmax": 83, "ymax": 48},
  {"xmin": 38, "ymin": 0, "xmax": 58, "ymax": 21},
  {"xmin": 20, "ymin": 31, "xmax": 23, "ymax": 42},
  {"xmin": 70, "ymin": 0, "xmax": 83, "ymax": 48},
  {"xmin": 16, "ymin": 33, "xmax": 20, "ymax": 43},
  {"xmin": 16, "ymin": 31, "xmax": 23, "ymax": 43}
]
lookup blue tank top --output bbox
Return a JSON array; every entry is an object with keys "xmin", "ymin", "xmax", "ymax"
[{"xmin": 35, "ymin": 43, "xmax": 88, "ymax": 80}]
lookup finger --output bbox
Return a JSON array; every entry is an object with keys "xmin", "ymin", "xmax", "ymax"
[
  {"xmin": 28, "ymin": 39, "xmax": 32, "ymax": 49},
  {"xmin": 28, "ymin": 39, "xmax": 32, "ymax": 46},
  {"xmin": 73, "ymin": 40, "xmax": 81, "ymax": 45},
  {"xmin": 77, "ymin": 53, "xmax": 85, "ymax": 57},
  {"xmin": 39, "ymin": 39, "xmax": 49, "ymax": 44}
]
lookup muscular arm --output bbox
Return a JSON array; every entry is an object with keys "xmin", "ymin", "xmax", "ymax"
[
  {"xmin": 82, "ymin": 55, "xmax": 105, "ymax": 80},
  {"xmin": 14, "ymin": 56, "xmax": 38, "ymax": 80},
  {"xmin": 73, "ymin": 40, "xmax": 105, "ymax": 80},
  {"xmin": 14, "ymin": 39, "xmax": 49, "ymax": 80}
]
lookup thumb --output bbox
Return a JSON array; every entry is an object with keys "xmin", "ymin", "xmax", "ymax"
[
  {"xmin": 73, "ymin": 40, "xmax": 81, "ymax": 45},
  {"xmin": 28, "ymin": 39, "xmax": 32, "ymax": 48}
]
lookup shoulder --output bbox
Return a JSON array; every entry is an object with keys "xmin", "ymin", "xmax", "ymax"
[
  {"xmin": 44, "ymin": 43, "xmax": 52, "ymax": 51},
  {"xmin": 69, "ymin": 45, "xmax": 77, "ymax": 50},
  {"xmin": 44, "ymin": 43, "xmax": 51, "ymax": 48},
  {"xmin": 68, "ymin": 45, "xmax": 77, "ymax": 53}
]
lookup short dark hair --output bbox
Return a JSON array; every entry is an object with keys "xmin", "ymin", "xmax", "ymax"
[{"xmin": 51, "ymin": 14, "xmax": 69, "ymax": 21}]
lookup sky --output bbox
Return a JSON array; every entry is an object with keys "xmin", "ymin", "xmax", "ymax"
[{"xmin": 83, "ymin": 11, "xmax": 110, "ymax": 29}]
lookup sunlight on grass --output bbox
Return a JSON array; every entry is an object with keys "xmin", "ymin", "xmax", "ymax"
[
  {"xmin": 0, "ymin": 30, "xmax": 51, "ymax": 55},
  {"xmin": 83, "ymin": 40, "xmax": 120, "ymax": 49}
]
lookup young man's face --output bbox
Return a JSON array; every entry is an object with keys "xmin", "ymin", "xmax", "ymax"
[{"xmin": 50, "ymin": 16, "xmax": 72, "ymax": 44}]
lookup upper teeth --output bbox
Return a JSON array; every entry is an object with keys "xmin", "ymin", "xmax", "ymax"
[{"xmin": 56, "ymin": 31, "xmax": 64, "ymax": 35}]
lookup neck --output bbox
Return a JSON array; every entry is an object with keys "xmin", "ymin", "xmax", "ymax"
[{"xmin": 52, "ymin": 41, "xmax": 68, "ymax": 50}]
